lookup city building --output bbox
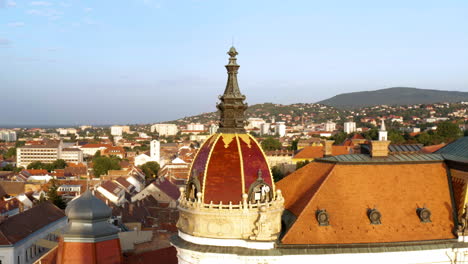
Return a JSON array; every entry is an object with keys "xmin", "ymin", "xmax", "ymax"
[
  {"xmin": 209, "ymin": 124, "xmax": 219, "ymax": 135},
  {"xmin": 275, "ymin": 122, "xmax": 286, "ymax": 137},
  {"xmin": 0, "ymin": 202, "xmax": 67, "ymax": 264},
  {"xmin": 186, "ymin": 123, "xmax": 204, "ymax": 131},
  {"xmin": 0, "ymin": 131, "xmax": 17, "ymax": 142},
  {"xmin": 79, "ymin": 143, "xmax": 112, "ymax": 156},
  {"xmin": 344, "ymin": 121, "xmax": 357, "ymax": 134},
  {"xmin": 17, "ymin": 141, "xmax": 84, "ymax": 168},
  {"xmin": 324, "ymin": 121, "xmax": 336, "ymax": 132},
  {"xmin": 151, "ymin": 123, "xmax": 178, "ymax": 136},
  {"xmin": 60, "ymin": 148, "xmax": 84, "ymax": 164},
  {"xmin": 135, "ymin": 139, "xmax": 160, "ymax": 166},
  {"xmin": 260, "ymin": 123, "xmax": 271, "ymax": 136},
  {"xmin": 246, "ymin": 118, "xmax": 266, "ymax": 129}
]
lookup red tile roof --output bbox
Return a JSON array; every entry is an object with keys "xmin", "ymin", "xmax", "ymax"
[
  {"xmin": 277, "ymin": 162, "xmax": 456, "ymax": 244},
  {"xmin": 293, "ymin": 146, "xmax": 351, "ymax": 159},
  {"xmin": 0, "ymin": 202, "xmax": 65, "ymax": 245}
]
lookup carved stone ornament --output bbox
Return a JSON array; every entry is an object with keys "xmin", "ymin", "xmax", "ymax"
[
  {"xmin": 368, "ymin": 208, "xmax": 381, "ymax": 225},
  {"xmin": 316, "ymin": 209, "xmax": 329, "ymax": 226},
  {"xmin": 417, "ymin": 207, "xmax": 432, "ymax": 223}
]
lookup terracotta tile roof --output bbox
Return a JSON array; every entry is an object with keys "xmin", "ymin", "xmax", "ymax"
[
  {"xmin": 115, "ymin": 177, "xmax": 132, "ymax": 189},
  {"xmin": 278, "ymin": 162, "xmax": 456, "ymax": 244},
  {"xmin": 0, "ymin": 202, "xmax": 65, "ymax": 245},
  {"xmin": 0, "ymin": 181, "xmax": 25, "ymax": 196},
  {"xmin": 293, "ymin": 146, "xmax": 350, "ymax": 159},
  {"xmin": 100, "ymin": 181, "xmax": 123, "ymax": 195},
  {"xmin": 24, "ymin": 169, "xmax": 49, "ymax": 175},
  {"xmin": 421, "ymin": 143, "xmax": 447, "ymax": 154}
]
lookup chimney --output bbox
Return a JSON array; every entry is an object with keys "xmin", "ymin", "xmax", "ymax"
[
  {"xmin": 323, "ymin": 140, "xmax": 334, "ymax": 157},
  {"xmin": 371, "ymin": 140, "xmax": 390, "ymax": 157}
]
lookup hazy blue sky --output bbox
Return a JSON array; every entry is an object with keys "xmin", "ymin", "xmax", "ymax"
[{"xmin": 1, "ymin": 0, "xmax": 467, "ymax": 126}]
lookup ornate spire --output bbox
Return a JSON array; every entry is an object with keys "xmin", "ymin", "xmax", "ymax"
[{"xmin": 216, "ymin": 46, "xmax": 248, "ymax": 133}]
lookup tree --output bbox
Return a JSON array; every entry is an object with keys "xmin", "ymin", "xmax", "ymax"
[
  {"xmin": 52, "ymin": 159, "xmax": 67, "ymax": 170},
  {"xmin": 93, "ymin": 156, "xmax": 121, "ymax": 177},
  {"xmin": 47, "ymin": 179, "xmax": 66, "ymax": 209},
  {"xmin": 465, "ymin": 130, "xmax": 468, "ymax": 137},
  {"xmin": 4, "ymin": 147, "xmax": 16, "ymax": 159},
  {"xmin": 261, "ymin": 137, "xmax": 282, "ymax": 151},
  {"xmin": 436, "ymin": 121, "xmax": 462, "ymax": 142},
  {"xmin": 140, "ymin": 161, "xmax": 160, "ymax": 179},
  {"xmin": 388, "ymin": 130, "xmax": 405, "ymax": 144},
  {"xmin": 331, "ymin": 132, "xmax": 348, "ymax": 145},
  {"xmin": 296, "ymin": 160, "xmax": 310, "ymax": 170},
  {"xmin": 416, "ymin": 132, "xmax": 432, "ymax": 146},
  {"xmin": 271, "ymin": 165, "xmax": 284, "ymax": 182},
  {"xmin": 27, "ymin": 161, "xmax": 46, "ymax": 170}
]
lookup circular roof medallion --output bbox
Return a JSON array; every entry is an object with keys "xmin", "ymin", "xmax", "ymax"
[{"xmin": 368, "ymin": 208, "xmax": 381, "ymax": 225}]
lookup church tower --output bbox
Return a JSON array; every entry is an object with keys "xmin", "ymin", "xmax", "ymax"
[
  {"xmin": 171, "ymin": 47, "xmax": 284, "ymax": 264},
  {"xmin": 378, "ymin": 120, "xmax": 388, "ymax": 141}
]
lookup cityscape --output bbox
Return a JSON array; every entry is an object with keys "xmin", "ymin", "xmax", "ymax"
[{"xmin": 1, "ymin": 1, "xmax": 468, "ymax": 264}]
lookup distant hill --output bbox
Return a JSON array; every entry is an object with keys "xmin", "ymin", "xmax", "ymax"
[{"xmin": 317, "ymin": 87, "xmax": 468, "ymax": 109}]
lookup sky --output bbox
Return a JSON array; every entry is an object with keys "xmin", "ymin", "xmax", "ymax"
[{"xmin": 1, "ymin": 0, "xmax": 467, "ymax": 126}]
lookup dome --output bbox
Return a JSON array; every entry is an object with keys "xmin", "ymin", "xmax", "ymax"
[
  {"xmin": 186, "ymin": 133, "xmax": 275, "ymax": 204},
  {"xmin": 66, "ymin": 190, "xmax": 112, "ymax": 221}
]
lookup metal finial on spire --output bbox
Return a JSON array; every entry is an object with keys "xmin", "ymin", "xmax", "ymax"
[{"xmin": 216, "ymin": 46, "xmax": 248, "ymax": 134}]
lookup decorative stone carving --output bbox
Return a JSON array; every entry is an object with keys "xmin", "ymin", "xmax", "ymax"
[{"xmin": 177, "ymin": 189, "xmax": 284, "ymax": 241}]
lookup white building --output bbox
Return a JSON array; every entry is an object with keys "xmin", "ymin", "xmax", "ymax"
[
  {"xmin": 150, "ymin": 123, "xmax": 178, "ymax": 136},
  {"xmin": 79, "ymin": 144, "xmax": 111, "ymax": 157},
  {"xmin": 209, "ymin": 124, "xmax": 219, "ymax": 135},
  {"xmin": 110, "ymin": 126, "xmax": 123, "ymax": 136},
  {"xmin": 0, "ymin": 131, "xmax": 17, "ymax": 142},
  {"xmin": 57, "ymin": 128, "xmax": 77, "ymax": 135},
  {"xmin": 134, "ymin": 140, "xmax": 161, "ymax": 166},
  {"xmin": 260, "ymin": 123, "xmax": 271, "ymax": 136},
  {"xmin": 0, "ymin": 202, "xmax": 67, "ymax": 264},
  {"xmin": 186, "ymin": 123, "xmax": 205, "ymax": 131},
  {"xmin": 324, "ymin": 121, "xmax": 336, "ymax": 132},
  {"xmin": 246, "ymin": 118, "xmax": 266, "ymax": 129},
  {"xmin": 344, "ymin": 121, "xmax": 357, "ymax": 134},
  {"xmin": 60, "ymin": 148, "xmax": 83, "ymax": 164},
  {"xmin": 96, "ymin": 181, "xmax": 126, "ymax": 206},
  {"xmin": 275, "ymin": 122, "xmax": 286, "ymax": 137},
  {"xmin": 17, "ymin": 141, "xmax": 83, "ymax": 167}
]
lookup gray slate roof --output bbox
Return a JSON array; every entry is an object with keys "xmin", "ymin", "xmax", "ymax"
[
  {"xmin": 319, "ymin": 153, "xmax": 444, "ymax": 163},
  {"xmin": 436, "ymin": 137, "xmax": 468, "ymax": 162}
]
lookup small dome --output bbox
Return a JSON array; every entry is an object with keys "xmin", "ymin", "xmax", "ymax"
[
  {"xmin": 66, "ymin": 190, "xmax": 112, "ymax": 221},
  {"xmin": 186, "ymin": 133, "xmax": 275, "ymax": 204}
]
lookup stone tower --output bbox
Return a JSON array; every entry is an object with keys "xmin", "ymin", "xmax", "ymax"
[{"xmin": 171, "ymin": 47, "xmax": 284, "ymax": 264}]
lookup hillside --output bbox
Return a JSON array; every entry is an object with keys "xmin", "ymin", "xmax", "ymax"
[
  {"xmin": 170, "ymin": 103, "xmax": 348, "ymax": 125},
  {"xmin": 317, "ymin": 87, "xmax": 468, "ymax": 109}
]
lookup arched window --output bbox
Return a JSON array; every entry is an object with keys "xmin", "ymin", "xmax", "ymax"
[
  {"xmin": 247, "ymin": 169, "xmax": 273, "ymax": 203},
  {"xmin": 185, "ymin": 169, "xmax": 201, "ymax": 201}
]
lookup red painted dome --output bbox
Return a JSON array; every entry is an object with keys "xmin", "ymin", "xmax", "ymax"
[{"xmin": 186, "ymin": 133, "xmax": 275, "ymax": 204}]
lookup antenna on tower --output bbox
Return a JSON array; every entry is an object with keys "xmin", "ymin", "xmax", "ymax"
[{"xmin": 232, "ymin": 36, "xmax": 235, "ymax": 46}]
